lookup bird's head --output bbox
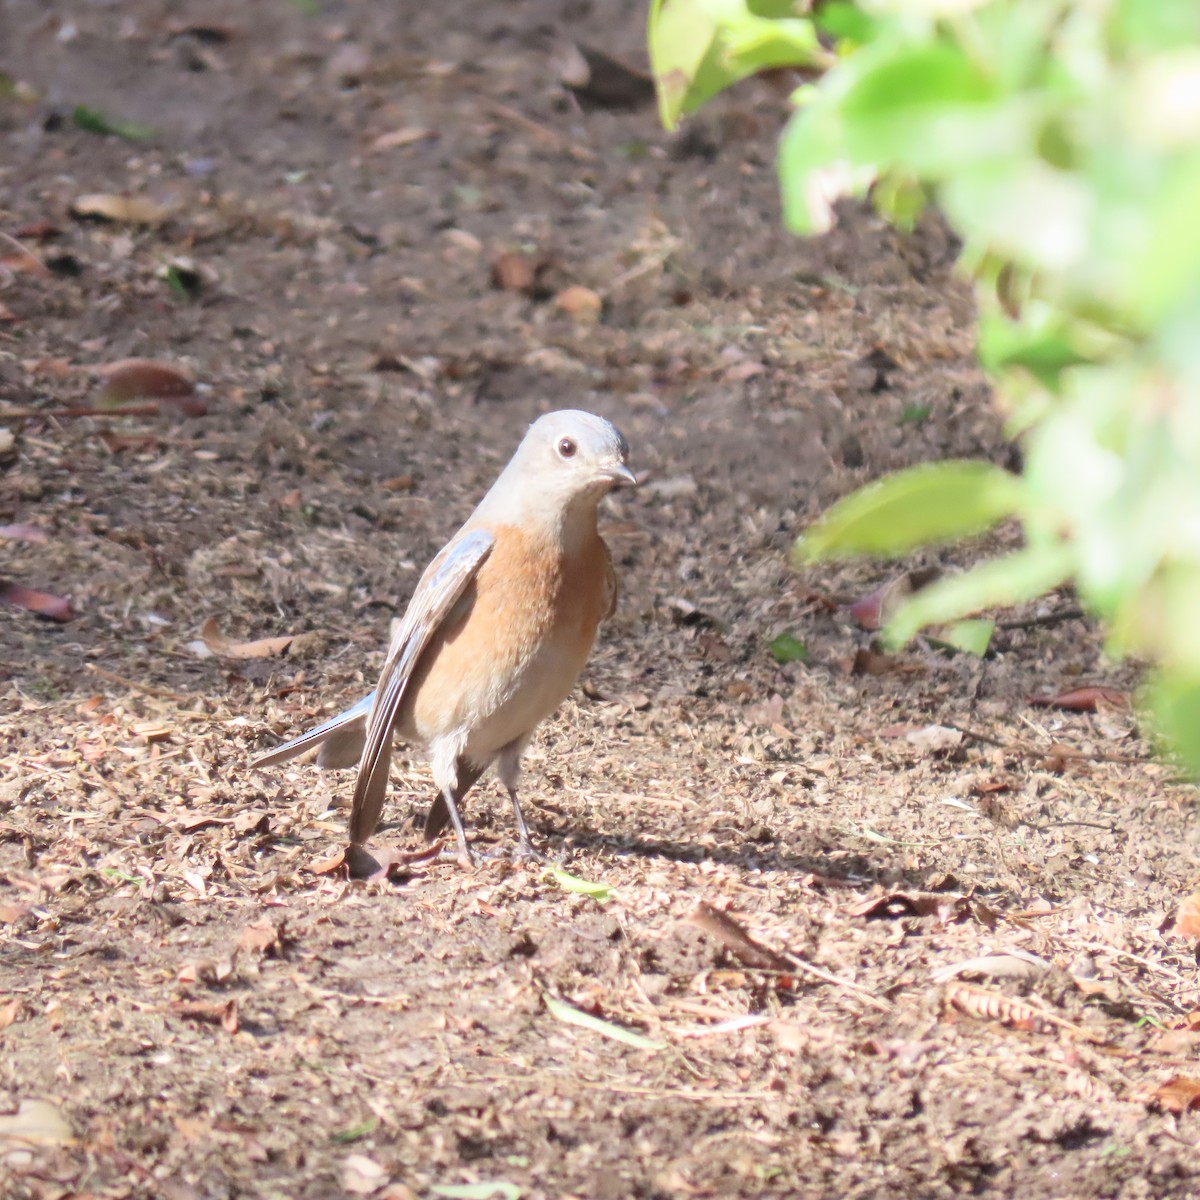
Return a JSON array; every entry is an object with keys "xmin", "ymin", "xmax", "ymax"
[{"xmin": 520, "ymin": 409, "xmax": 636, "ymax": 501}]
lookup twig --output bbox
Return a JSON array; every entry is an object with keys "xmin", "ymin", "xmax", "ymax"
[
  {"xmin": 481, "ymin": 99, "xmax": 595, "ymax": 161},
  {"xmin": 86, "ymin": 663, "xmax": 188, "ymax": 702},
  {"xmin": 688, "ymin": 902, "xmax": 891, "ymax": 1011},
  {"xmin": 944, "ymin": 722, "xmax": 1148, "ymax": 767},
  {"xmin": 998, "ymin": 606, "xmax": 1085, "ymax": 631}
]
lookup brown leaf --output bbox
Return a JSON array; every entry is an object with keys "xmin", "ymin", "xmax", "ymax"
[
  {"xmin": 1028, "ymin": 686, "xmax": 1130, "ymax": 712},
  {"xmin": 1143, "ymin": 1075, "xmax": 1200, "ymax": 1113},
  {"xmin": 0, "ymin": 999, "xmax": 22, "ymax": 1029},
  {"xmin": 70, "ymin": 192, "xmax": 177, "ymax": 225},
  {"xmin": 1173, "ymin": 892, "xmax": 1200, "ymax": 940},
  {"xmin": 687, "ymin": 902, "xmax": 792, "ymax": 972},
  {"xmin": 309, "ymin": 849, "xmax": 347, "ymax": 875},
  {"xmin": 491, "ymin": 251, "xmax": 536, "ymax": 295},
  {"xmin": 850, "ymin": 646, "xmax": 900, "ymax": 675},
  {"xmin": 0, "ymin": 246, "xmax": 49, "ymax": 276},
  {"xmin": 0, "ymin": 902, "xmax": 32, "ymax": 924},
  {"xmin": 201, "ymin": 618, "xmax": 295, "ymax": 660},
  {"xmin": 94, "ymin": 359, "xmax": 206, "ymax": 417},
  {"xmin": 13, "ymin": 220, "xmax": 61, "ymax": 241},
  {"xmin": 344, "ymin": 843, "xmax": 439, "ymax": 881},
  {"xmin": 847, "ymin": 568, "xmax": 941, "ymax": 631},
  {"xmin": 237, "ymin": 920, "xmax": 283, "ymax": 957},
  {"xmin": 848, "ymin": 891, "xmax": 972, "ymax": 924},
  {"xmin": 554, "ymin": 285, "xmax": 602, "ymax": 321},
  {"xmin": 170, "ymin": 998, "xmax": 239, "ymax": 1034},
  {"xmin": 368, "ymin": 127, "xmax": 434, "ymax": 153},
  {"xmin": 0, "ymin": 581, "xmax": 75, "ymax": 622}
]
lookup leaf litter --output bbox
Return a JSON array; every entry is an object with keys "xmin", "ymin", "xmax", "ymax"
[{"xmin": 0, "ymin": 3, "xmax": 1194, "ymax": 1197}]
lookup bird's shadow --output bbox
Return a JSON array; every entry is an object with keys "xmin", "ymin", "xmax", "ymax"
[{"xmin": 375, "ymin": 807, "xmax": 962, "ymax": 895}]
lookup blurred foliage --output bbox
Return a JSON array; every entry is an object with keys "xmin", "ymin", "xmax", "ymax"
[{"xmin": 649, "ymin": 0, "xmax": 1200, "ymax": 771}]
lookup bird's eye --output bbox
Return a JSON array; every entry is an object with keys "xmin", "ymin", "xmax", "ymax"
[{"xmin": 557, "ymin": 437, "xmax": 577, "ymax": 459}]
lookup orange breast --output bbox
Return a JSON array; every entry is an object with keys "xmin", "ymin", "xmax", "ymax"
[{"xmin": 399, "ymin": 522, "xmax": 614, "ymax": 758}]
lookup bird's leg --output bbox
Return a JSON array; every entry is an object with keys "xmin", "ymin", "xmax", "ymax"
[
  {"xmin": 505, "ymin": 786, "xmax": 543, "ymax": 861},
  {"xmin": 428, "ymin": 746, "xmax": 481, "ymax": 866},
  {"xmin": 437, "ymin": 781, "xmax": 474, "ymax": 867},
  {"xmin": 496, "ymin": 738, "xmax": 542, "ymax": 861}
]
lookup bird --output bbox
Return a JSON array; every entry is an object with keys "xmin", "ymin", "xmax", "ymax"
[{"xmin": 252, "ymin": 409, "xmax": 636, "ymax": 864}]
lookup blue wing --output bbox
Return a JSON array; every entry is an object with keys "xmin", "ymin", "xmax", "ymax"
[{"xmin": 347, "ymin": 528, "xmax": 494, "ymax": 845}]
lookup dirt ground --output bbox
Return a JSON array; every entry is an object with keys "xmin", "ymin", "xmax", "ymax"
[{"xmin": 3, "ymin": 2, "xmax": 1200, "ymax": 1197}]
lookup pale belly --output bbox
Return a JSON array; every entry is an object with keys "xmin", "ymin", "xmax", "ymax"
[{"xmin": 393, "ymin": 520, "xmax": 611, "ymax": 763}]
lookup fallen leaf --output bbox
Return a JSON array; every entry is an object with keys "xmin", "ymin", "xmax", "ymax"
[
  {"xmin": 94, "ymin": 359, "xmax": 206, "ymax": 417},
  {"xmin": 1173, "ymin": 892, "xmax": 1200, "ymax": 940},
  {"xmin": 1029, "ymin": 686, "xmax": 1130, "ymax": 712},
  {"xmin": 70, "ymin": 192, "xmax": 174, "ymax": 225},
  {"xmin": 849, "ymin": 891, "xmax": 973, "ymax": 924},
  {"xmin": 904, "ymin": 725, "xmax": 963, "ymax": 754},
  {"xmin": 0, "ymin": 244, "xmax": 49, "ymax": 276},
  {"xmin": 847, "ymin": 568, "xmax": 941, "ymax": 631},
  {"xmin": 201, "ymin": 618, "xmax": 295, "ymax": 660},
  {"xmin": 368, "ymin": 126, "xmax": 434, "ymax": 153},
  {"xmin": 543, "ymin": 993, "xmax": 663, "ymax": 1051},
  {"xmin": 554, "ymin": 285, "xmax": 601, "ymax": 321},
  {"xmin": 343, "ymin": 1153, "xmax": 390, "ymax": 1195},
  {"xmin": 768, "ymin": 631, "xmax": 808, "ymax": 665},
  {"xmin": 0, "ymin": 581, "xmax": 75, "ymax": 621},
  {"xmin": 687, "ymin": 902, "xmax": 792, "ymax": 972},
  {"xmin": 170, "ymin": 998, "xmax": 239, "ymax": 1034},
  {"xmin": 13, "ymin": 220, "xmax": 60, "ymax": 241},
  {"xmin": 930, "ymin": 950, "xmax": 1052, "ymax": 984},
  {"xmin": 1142, "ymin": 1076, "xmax": 1200, "ymax": 1113},
  {"xmin": 491, "ymin": 251, "xmax": 536, "ymax": 295},
  {"xmin": 0, "ymin": 1099, "xmax": 73, "ymax": 1167},
  {"xmin": 545, "ymin": 866, "xmax": 614, "ymax": 902},
  {"xmin": 429, "ymin": 1184, "xmax": 521, "ymax": 1200},
  {"xmin": 0, "ymin": 998, "xmax": 22, "ymax": 1029},
  {"xmin": 72, "ymin": 105, "xmax": 155, "ymax": 140},
  {"xmin": 310, "ymin": 848, "xmax": 347, "ymax": 875},
  {"xmin": 238, "ymin": 920, "xmax": 283, "ymax": 957}
]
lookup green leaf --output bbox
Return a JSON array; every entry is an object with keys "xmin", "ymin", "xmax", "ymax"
[
  {"xmin": 814, "ymin": 1, "xmax": 878, "ymax": 46},
  {"xmin": 796, "ymin": 460, "xmax": 1023, "ymax": 562},
  {"xmin": 545, "ymin": 866, "xmax": 614, "ymax": 901},
  {"xmin": 72, "ymin": 105, "xmax": 154, "ymax": 141},
  {"xmin": 779, "ymin": 98, "xmax": 873, "ymax": 235},
  {"xmin": 884, "ymin": 544, "xmax": 1074, "ymax": 648},
  {"xmin": 430, "ymin": 1185, "xmax": 522, "ymax": 1200},
  {"xmin": 768, "ymin": 631, "xmax": 809, "ymax": 663},
  {"xmin": 837, "ymin": 42, "xmax": 1022, "ymax": 176},
  {"xmin": 649, "ymin": 0, "xmax": 823, "ymax": 129},
  {"xmin": 899, "ymin": 403, "xmax": 931, "ymax": 425},
  {"xmin": 543, "ymin": 994, "xmax": 664, "ymax": 1051},
  {"xmin": 936, "ymin": 618, "xmax": 995, "ymax": 657},
  {"xmin": 1146, "ymin": 669, "xmax": 1200, "ymax": 778},
  {"xmin": 330, "ymin": 1118, "xmax": 377, "ymax": 1144}
]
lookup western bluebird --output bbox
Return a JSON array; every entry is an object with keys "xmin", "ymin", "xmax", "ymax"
[{"xmin": 253, "ymin": 410, "xmax": 636, "ymax": 864}]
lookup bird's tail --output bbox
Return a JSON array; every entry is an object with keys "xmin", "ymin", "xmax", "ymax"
[{"xmin": 251, "ymin": 691, "xmax": 374, "ymax": 770}]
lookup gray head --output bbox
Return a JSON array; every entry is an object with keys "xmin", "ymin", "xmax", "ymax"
[
  {"xmin": 477, "ymin": 410, "xmax": 635, "ymax": 526},
  {"xmin": 519, "ymin": 409, "xmax": 635, "ymax": 494}
]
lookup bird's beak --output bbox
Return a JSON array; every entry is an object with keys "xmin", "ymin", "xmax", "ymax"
[{"xmin": 606, "ymin": 462, "xmax": 638, "ymax": 488}]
